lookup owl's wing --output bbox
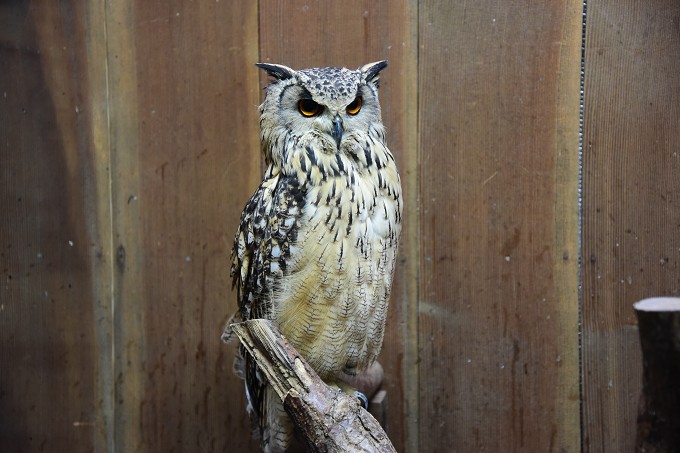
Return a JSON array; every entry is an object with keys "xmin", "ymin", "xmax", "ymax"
[
  {"xmin": 230, "ymin": 170, "xmax": 304, "ymax": 317},
  {"xmin": 229, "ymin": 168, "xmax": 304, "ymax": 447},
  {"xmin": 230, "ymin": 170, "xmax": 278, "ymax": 320}
]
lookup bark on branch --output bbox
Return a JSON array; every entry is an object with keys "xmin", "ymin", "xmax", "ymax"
[
  {"xmin": 230, "ymin": 319, "xmax": 396, "ymax": 453},
  {"xmin": 634, "ymin": 297, "xmax": 680, "ymax": 453}
]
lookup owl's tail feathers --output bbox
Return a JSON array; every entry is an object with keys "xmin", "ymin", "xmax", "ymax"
[
  {"xmin": 226, "ymin": 319, "xmax": 293, "ymax": 452},
  {"xmin": 261, "ymin": 386, "xmax": 294, "ymax": 453}
]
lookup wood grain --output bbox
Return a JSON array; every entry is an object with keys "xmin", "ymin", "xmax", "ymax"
[
  {"xmin": 106, "ymin": 1, "xmax": 261, "ymax": 451},
  {"xmin": 258, "ymin": 2, "xmax": 419, "ymax": 450},
  {"xmin": 418, "ymin": 1, "xmax": 582, "ymax": 451},
  {"xmin": 0, "ymin": 2, "xmax": 110, "ymax": 451},
  {"xmin": 581, "ymin": 1, "xmax": 680, "ymax": 451}
]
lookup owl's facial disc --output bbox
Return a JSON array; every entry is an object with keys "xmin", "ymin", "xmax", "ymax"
[{"xmin": 294, "ymin": 92, "xmax": 365, "ymax": 151}]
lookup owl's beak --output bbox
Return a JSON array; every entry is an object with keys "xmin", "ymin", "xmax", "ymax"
[{"xmin": 331, "ymin": 115, "xmax": 343, "ymax": 148}]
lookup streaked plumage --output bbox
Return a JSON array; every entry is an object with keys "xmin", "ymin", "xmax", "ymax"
[{"xmin": 225, "ymin": 61, "xmax": 402, "ymax": 452}]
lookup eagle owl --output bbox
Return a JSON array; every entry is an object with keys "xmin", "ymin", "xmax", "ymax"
[{"xmin": 227, "ymin": 61, "xmax": 402, "ymax": 452}]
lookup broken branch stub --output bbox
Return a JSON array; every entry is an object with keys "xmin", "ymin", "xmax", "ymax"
[{"xmin": 230, "ymin": 319, "xmax": 396, "ymax": 453}]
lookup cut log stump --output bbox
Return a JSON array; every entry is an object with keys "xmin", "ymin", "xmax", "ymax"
[{"xmin": 634, "ymin": 297, "xmax": 680, "ymax": 453}]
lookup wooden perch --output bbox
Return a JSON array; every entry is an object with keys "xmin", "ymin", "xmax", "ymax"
[
  {"xmin": 634, "ymin": 297, "xmax": 680, "ymax": 453},
  {"xmin": 230, "ymin": 319, "xmax": 396, "ymax": 453}
]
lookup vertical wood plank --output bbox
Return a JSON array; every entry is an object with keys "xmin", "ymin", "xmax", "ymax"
[
  {"xmin": 418, "ymin": 1, "xmax": 582, "ymax": 451},
  {"xmin": 581, "ymin": 1, "xmax": 680, "ymax": 451},
  {"xmin": 106, "ymin": 3, "xmax": 144, "ymax": 450},
  {"xmin": 0, "ymin": 2, "xmax": 111, "ymax": 451},
  {"xmin": 106, "ymin": 1, "xmax": 261, "ymax": 451},
  {"xmin": 257, "ymin": 2, "xmax": 419, "ymax": 450}
]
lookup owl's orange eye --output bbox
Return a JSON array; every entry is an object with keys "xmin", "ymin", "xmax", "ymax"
[
  {"xmin": 346, "ymin": 96, "xmax": 362, "ymax": 115},
  {"xmin": 298, "ymin": 99, "xmax": 322, "ymax": 117}
]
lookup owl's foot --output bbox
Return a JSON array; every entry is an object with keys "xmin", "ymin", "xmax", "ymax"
[
  {"xmin": 334, "ymin": 360, "xmax": 384, "ymax": 401},
  {"xmin": 328, "ymin": 361, "xmax": 384, "ymax": 409},
  {"xmin": 354, "ymin": 390, "xmax": 369, "ymax": 409},
  {"xmin": 328, "ymin": 380, "xmax": 368, "ymax": 409}
]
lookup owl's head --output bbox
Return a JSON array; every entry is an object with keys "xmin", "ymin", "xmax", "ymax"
[{"xmin": 256, "ymin": 61, "xmax": 388, "ymax": 167}]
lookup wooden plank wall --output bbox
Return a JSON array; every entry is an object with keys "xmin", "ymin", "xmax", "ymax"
[
  {"xmin": 1, "ymin": 2, "xmax": 263, "ymax": 452},
  {"xmin": 581, "ymin": 1, "xmax": 680, "ymax": 452},
  {"xmin": 106, "ymin": 2, "xmax": 262, "ymax": 451},
  {"xmin": 418, "ymin": 1, "xmax": 582, "ymax": 451},
  {"xmin": 1, "ymin": 1, "xmax": 677, "ymax": 452},
  {"xmin": 1, "ymin": 3, "xmax": 110, "ymax": 451}
]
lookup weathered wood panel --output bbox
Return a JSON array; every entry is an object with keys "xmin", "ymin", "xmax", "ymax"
[
  {"xmin": 0, "ymin": 2, "xmax": 111, "ymax": 451},
  {"xmin": 418, "ymin": 1, "xmax": 582, "ymax": 451},
  {"xmin": 258, "ymin": 2, "xmax": 419, "ymax": 451},
  {"xmin": 105, "ymin": 1, "xmax": 261, "ymax": 451},
  {"xmin": 581, "ymin": 1, "xmax": 680, "ymax": 451},
  {"xmin": 5, "ymin": 1, "xmax": 678, "ymax": 452}
]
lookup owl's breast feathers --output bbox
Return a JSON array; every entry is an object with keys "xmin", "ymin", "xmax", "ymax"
[{"xmin": 231, "ymin": 132, "xmax": 402, "ymax": 378}]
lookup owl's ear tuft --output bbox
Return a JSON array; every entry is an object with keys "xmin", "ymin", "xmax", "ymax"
[
  {"xmin": 360, "ymin": 60, "xmax": 388, "ymax": 86},
  {"xmin": 256, "ymin": 63, "xmax": 296, "ymax": 81}
]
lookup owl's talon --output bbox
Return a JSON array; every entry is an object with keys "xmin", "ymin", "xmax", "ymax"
[{"xmin": 354, "ymin": 390, "xmax": 369, "ymax": 409}]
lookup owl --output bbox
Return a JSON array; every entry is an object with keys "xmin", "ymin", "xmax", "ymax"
[{"xmin": 226, "ymin": 61, "xmax": 402, "ymax": 452}]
